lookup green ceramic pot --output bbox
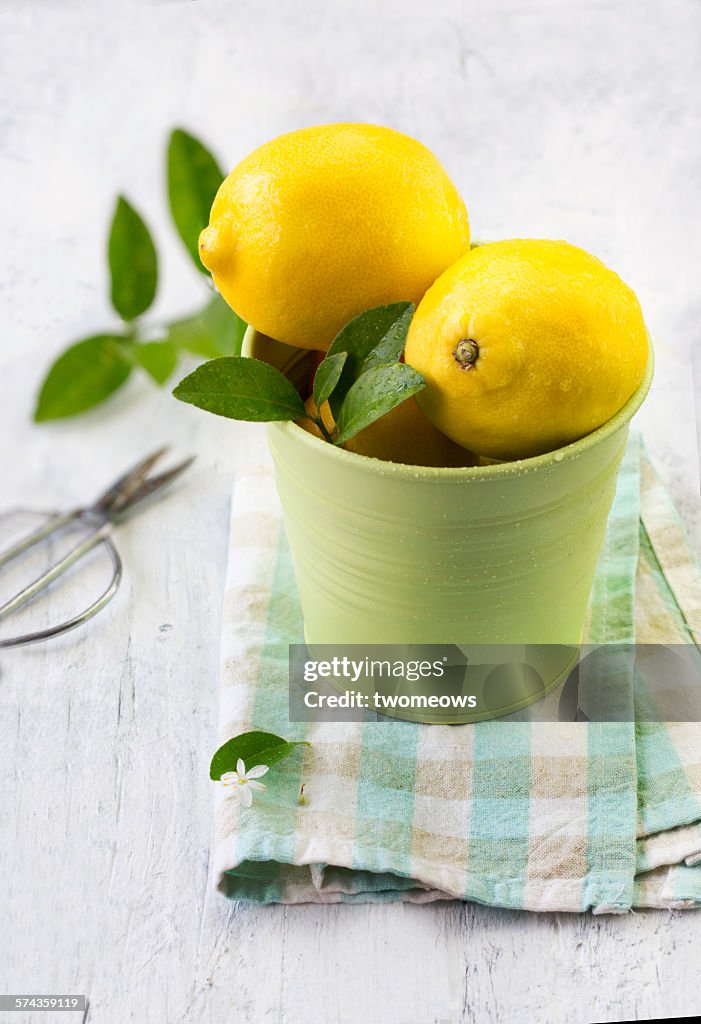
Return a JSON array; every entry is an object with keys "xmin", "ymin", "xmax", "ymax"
[{"xmin": 243, "ymin": 328, "xmax": 653, "ymax": 722}]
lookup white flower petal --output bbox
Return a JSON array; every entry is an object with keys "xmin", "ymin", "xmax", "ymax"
[
  {"xmin": 220, "ymin": 772, "xmax": 238, "ymax": 787},
  {"xmin": 246, "ymin": 764, "xmax": 269, "ymax": 779},
  {"xmin": 247, "ymin": 780, "xmax": 267, "ymax": 791},
  {"xmin": 239, "ymin": 784, "xmax": 253, "ymax": 807},
  {"xmin": 236, "ymin": 758, "xmax": 246, "ymax": 776}
]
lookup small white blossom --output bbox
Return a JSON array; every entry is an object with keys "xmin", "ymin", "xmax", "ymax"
[{"xmin": 221, "ymin": 758, "xmax": 269, "ymax": 807}]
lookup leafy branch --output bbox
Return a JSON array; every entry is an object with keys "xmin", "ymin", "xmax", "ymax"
[
  {"xmin": 172, "ymin": 303, "xmax": 426, "ymax": 445},
  {"xmin": 34, "ymin": 129, "xmax": 246, "ymax": 422}
]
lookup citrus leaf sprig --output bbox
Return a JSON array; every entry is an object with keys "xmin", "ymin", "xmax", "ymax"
[
  {"xmin": 168, "ymin": 129, "xmax": 225, "ymax": 273},
  {"xmin": 108, "ymin": 196, "xmax": 158, "ymax": 321},
  {"xmin": 173, "ymin": 356, "xmax": 307, "ymax": 422},
  {"xmin": 34, "ymin": 129, "xmax": 246, "ymax": 422},
  {"xmin": 173, "ymin": 302, "xmax": 425, "ymax": 445},
  {"xmin": 326, "ymin": 301, "xmax": 415, "ymax": 417},
  {"xmin": 210, "ymin": 730, "xmax": 310, "ymax": 780}
]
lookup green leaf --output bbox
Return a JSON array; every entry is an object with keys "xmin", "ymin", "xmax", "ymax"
[
  {"xmin": 312, "ymin": 351, "xmax": 347, "ymax": 410},
  {"xmin": 167, "ymin": 293, "xmax": 246, "ymax": 358},
  {"xmin": 210, "ymin": 731, "xmax": 310, "ymax": 780},
  {"xmin": 130, "ymin": 340, "xmax": 178, "ymax": 385},
  {"xmin": 34, "ymin": 335, "xmax": 132, "ymax": 422},
  {"xmin": 108, "ymin": 196, "xmax": 158, "ymax": 321},
  {"xmin": 334, "ymin": 362, "xmax": 425, "ymax": 444},
  {"xmin": 173, "ymin": 356, "xmax": 306, "ymax": 421},
  {"xmin": 167, "ymin": 128, "xmax": 224, "ymax": 272},
  {"xmin": 363, "ymin": 303, "xmax": 416, "ymax": 369},
  {"xmin": 327, "ymin": 302, "xmax": 414, "ymax": 417}
]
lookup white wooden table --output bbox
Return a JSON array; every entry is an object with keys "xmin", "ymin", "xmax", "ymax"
[{"xmin": 2, "ymin": 3, "xmax": 700, "ymax": 1022}]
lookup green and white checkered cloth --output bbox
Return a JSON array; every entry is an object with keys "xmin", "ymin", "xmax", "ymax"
[{"xmin": 213, "ymin": 436, "xmax": 701, "ymax": 912}]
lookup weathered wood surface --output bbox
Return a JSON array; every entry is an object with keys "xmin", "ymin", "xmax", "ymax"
[{"xmin": 1, "ymin": 3, "xmax": 700, "ymax": 1022}]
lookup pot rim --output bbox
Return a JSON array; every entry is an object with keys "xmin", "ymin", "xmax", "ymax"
[{"xmin": 244, "ymin": 326, "xmax": 654, "ymax": 480}]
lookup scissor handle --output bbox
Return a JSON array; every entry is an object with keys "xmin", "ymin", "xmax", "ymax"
[
  {"xmin": 0, "ymin": 533, "xmax": 122, "ymax": 649},
  {"xmin": 0, "ymin": 510, "xmax": 80, "ymax": 569}
]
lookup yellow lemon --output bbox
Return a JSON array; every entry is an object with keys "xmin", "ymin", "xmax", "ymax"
[
  {"xmin": 404, "ymin": 239, "xmax": 650, "ymax": 460},
  {"xmin": 199, "ymin": 124, "xmax": 470, "ymax": 351},
  {"xmin": 299, "ymin": 396, "xmax": 479, "ymax": 468}
]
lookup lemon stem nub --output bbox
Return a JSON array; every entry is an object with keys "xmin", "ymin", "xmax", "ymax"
[{"xmin": 454, "ymin": 339, "xmax": 479, "ymax": 369}]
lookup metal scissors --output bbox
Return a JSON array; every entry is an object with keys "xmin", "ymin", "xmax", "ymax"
[{"xmin": 0, "ymin": 447, "xmax": 193, "ymax": 649}]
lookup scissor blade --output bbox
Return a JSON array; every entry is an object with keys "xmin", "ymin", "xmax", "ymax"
[
  {"xmin": 91, "ymin": 447, "xmax": 169, "ymax": 516},
  {"xmin": 108, "ymin": 456, "xmax": 196, "ymax": 519}
]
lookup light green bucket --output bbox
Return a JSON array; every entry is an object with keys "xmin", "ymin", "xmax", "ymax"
[{"xmin": 243, "ymin": 328, "xmax": 653, "ymax": 722}]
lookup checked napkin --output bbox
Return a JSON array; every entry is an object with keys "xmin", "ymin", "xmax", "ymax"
[{"xmin": 212, "ymin": 436, "xmax": 701, "ymax": 912}]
